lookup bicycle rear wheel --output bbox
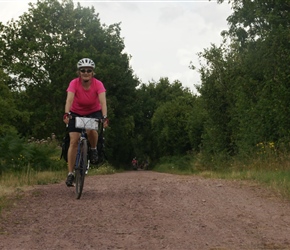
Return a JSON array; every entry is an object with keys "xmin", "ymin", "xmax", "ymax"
[{"xmin": 75, "ymin": 140, "xmax": 88, "ymax": 199}]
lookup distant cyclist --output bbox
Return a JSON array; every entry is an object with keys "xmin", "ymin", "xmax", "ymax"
[
  {"xmin": 63, "ymin": 58, "xmax": 108, "ymax": 187},
  {"xmin": 132, "ymin": 157, "xmax": 138, "ymax": 170}
]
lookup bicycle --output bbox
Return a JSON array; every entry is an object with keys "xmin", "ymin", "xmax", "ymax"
[{"xmin": 74, "ymin": 116, "xmax": 105, "ymax": 199}]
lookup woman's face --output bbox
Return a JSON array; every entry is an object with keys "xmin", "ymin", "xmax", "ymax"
[{"xmin": 79, "ymin": 67, "xmax": 94, "ymax": 82}]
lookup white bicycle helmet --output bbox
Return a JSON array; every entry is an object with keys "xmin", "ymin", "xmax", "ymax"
[{"xmin": 77, "ymin": 58, "xmax": 95, "ymax": 69}]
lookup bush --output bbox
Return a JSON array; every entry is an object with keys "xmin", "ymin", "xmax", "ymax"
[
  {"xmin": 0, "ymin": 133, "xmax": 65, "ymax": 174},
  {"xmin": 155, "ymin": 155, "xmax": 194, "ymax": 173}
]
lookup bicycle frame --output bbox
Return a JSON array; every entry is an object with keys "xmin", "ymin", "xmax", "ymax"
[
  {"xmin": 74, "ymin": 116, "xmax": 102, "ymax": 199},
  {"xmin": 75, "ymin": 129, "xmax": 89, "ymax": 171},
  {"xmin": 74, "ymin": 128, "xmax": 88, "ymax": 199}
]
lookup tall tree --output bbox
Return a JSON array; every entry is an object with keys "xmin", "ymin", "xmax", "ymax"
[
  {"xmin": 198, "ymin": 0, "xmax": 290, "ymax": 158},
  {"xmin": 0, "ymin": 0, "xmax": 138, "ymax": 166},
  {"xmin": 218, "ymin": 0, "xmax": 290, "ymax": 42},
  {"xmin": 134, "ymin": 78, "xmax": 201, "ymax": 161},
  {"xmin": 0, "ymin": 68, "xmax": 22, "ymax": 135},
  {"xmin": 197, "ymin": 43, "xmax": 239, "ymax": 156},
  {"xmin": 220, "ymin": 0, "xmax": 290, "ymax": 148}
]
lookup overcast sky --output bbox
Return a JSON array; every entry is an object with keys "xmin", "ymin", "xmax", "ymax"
[{"xmin": 0, "ymin": 0, "xmax": 233, "ymax": 93}]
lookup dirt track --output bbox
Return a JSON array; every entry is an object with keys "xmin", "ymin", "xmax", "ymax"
[{"xmin": 1, "ymin": 171, "xmax": 290, "ymax": 250}]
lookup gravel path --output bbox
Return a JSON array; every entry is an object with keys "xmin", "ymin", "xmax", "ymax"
[{"xmin": 1, "ymin": 171, "xmax": 290, "ymax": 250}]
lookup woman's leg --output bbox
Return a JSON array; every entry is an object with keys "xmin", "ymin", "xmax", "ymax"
[
  {"xmin": 87, "ymin": 129, "xmax": 99, "ymax": 164},
  {"xmin": 67, "ymin": 132, "xmax": 80, "ymax": 173},
  {"xmin": 86, "ymin": 129, "xmax": 98, "ymax": 148}
]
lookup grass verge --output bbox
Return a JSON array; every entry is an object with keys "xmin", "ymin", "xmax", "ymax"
[
  {"xmin": 0, "ymin": 163, "xmax": 116, "ymax": 215},
  {"xmin": 153, "ymin": 155, "xmax": 290, "ymax": 200}
]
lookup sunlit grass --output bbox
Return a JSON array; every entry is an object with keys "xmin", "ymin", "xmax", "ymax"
[
  {"xmin": 2, "ymin": 146, "xmax": 290, "ymax": 215},
  {"xmin": 0, "ymin": 169, "xmax": 66, "ymax": 214},
  {"xmin": 0, "ymin": 136, "xmax": 117, "ymax": 214},
  {"xmin": 88, "ymin": 163, "xmax": 116, "ymax": 175},
  {"xmin": 0, "ymin": 162, "xmax": 116, "ymax": 214},
  {"xmin": 0, "ymin": 170, "xmax": 66, "ymax": 193}
]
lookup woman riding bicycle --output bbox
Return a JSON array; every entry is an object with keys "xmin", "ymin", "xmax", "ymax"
[{"xmin": 63, "ymin": 58, "xmax": 108, "ymax": 187}]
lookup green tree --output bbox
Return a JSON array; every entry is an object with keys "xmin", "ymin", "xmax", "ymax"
[
  {"xmin": 219, "ymin": 0, "xmax": 290, "ymax": 149},
  {"xmin": 0, "ymin": 0, "xmax": 138, "ymax": 166},
  {"xmin": 0, "ymin": 68, "xmax": 29, "ymax": 135},
  {"xmin": 134, "ymin": 78, "xmax": 190, "ymax": 159},
  {"xmin": 218, "ymin": 0, "xmax": 290, "ymax": 43},
  {"xmin": 198, "ymin": 0, "xmax": 290, "ymax": 160},
  {"xmin": 134, "ymin": 78, "xmax": 201, "ymax": 161},
  {"xmin": 151, "ymin": 95, "xmax": 196, "ymax": 158},
  {"xmin": 197, "ymin": 43, "xmax": 239, "ymax": 157}
]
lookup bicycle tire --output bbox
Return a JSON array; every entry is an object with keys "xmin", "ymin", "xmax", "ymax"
[{"xmin": 75, "ymin": 139, "xmax": 88, "ymax": 199}]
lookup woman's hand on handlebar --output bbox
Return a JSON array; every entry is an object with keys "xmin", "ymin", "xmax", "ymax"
[
  {"xmin": 63, "ymin": 113, "xmax": 70, "ymax": 125},
  {"xmin": 102, "ymin": 116, "xmax": 109, "ymax": 128}
]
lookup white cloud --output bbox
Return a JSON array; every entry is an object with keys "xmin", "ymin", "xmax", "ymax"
[
  {"xmin": 158, "ymin": 4, "xmax": 185, "ymax": 23},
  {"xmin": 0, "ymin": 1, "xmax": 233, "ymax": 93}
]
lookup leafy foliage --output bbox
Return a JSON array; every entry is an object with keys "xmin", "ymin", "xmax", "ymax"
[
  {"xmin": 0, "ymin": 133, "xmax": 64, "ymax": 174},
  {"xmin": 1, "ymin": 0, "xmax": 290, "ymax": 172},
  {"xmin": 135, "ymin": 78, "xmax": 202, "ymax": 161},
  {"xmin": 199, "ymin": 0, "xmax": 290, "ymax": 161},
  {"xmin": 0, "ymin": 0, "xmax": 138, "ymax": 166}
]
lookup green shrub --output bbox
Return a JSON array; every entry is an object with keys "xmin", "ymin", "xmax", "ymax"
[
  {"xmin": 155, "ymin": 155, "xmax": 195, "ymax": 173},
  {"xmin": 0, "ymin": 133, "xmax": 65, "ymax": 174}
]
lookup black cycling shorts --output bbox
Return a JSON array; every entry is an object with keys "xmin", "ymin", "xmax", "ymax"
[{"xmin": 68, "ymin": 111, "xmax": 103, "ymax": 133}]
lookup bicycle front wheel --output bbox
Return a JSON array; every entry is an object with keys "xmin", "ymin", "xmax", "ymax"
[{"xmin": 75, "ymin": 139, "xmax": 88, "ymax": 199}]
